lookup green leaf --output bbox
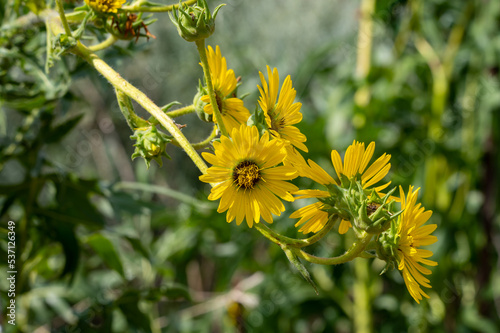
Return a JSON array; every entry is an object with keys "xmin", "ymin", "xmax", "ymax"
[
  {"xmin": 44, "ymin": 113, "xmax": 84, "ymax": 144},
  {"xmin": 86, "ymin": 233, "xmax": 125, "ymax": 278},
  {"xmin": 117, "ymin": 290, "xmax": 152, "ymax": 331},
  {"xmin": 124, "ymin": 236, "xmax": 151, "ymax": 261},
  {"xmin": 282, "ymin": 246, "xmax": 318, "ymax": 295}
]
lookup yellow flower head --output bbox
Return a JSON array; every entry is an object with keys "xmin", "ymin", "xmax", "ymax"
[
  {"xmin": 85, "ymin": 0, "xmax": 126, "ymax": 13},
  {"xmin": 200, "ymin": 46, "xmax": 251, "ymax": 133},
  {"xmin": 396, "ymin": 185, "xmax": 438, "ymax": 303},
  {"xmin": 257, "ymin": 66, "xmax": 308, "ymax": 153},
  {"xmin": 199, "ymin": 125, "xmax": 298, "ymax": 228},
  {"xmin": 291, "ymin": 140, "xmax": 391, "ymax": 234}
]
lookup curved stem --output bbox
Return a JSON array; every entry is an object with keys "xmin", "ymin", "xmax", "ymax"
[
  {"xmin": 88, "ymin": 35, "xmax": 118, "ymax": 52},
  {"xmin": 195, "ymin": 39, "xmax": 228, "ymax": 137},
  {"xmin": 254, "ymin": 216, "xmax": 339, "ymax": 248},
  {"xmin": 55, "ymin": 0, "xmax": 72, "ymax": 36},
  {"xmin": 122, "ymin": 0, "xmax": 196, "ymax": 13},
  {"xmin": 192, "ymin": 125, "xmax": 218, "ymax": 150},
  {"xmin": 166, "ymin": 104, "xmax": 195, "ymax": 118},
  {"xmin": 293, "ymin": 232, "xmax": 372, "ymax": 265},
  {"xmin": 70, "ymin": 41, "xmax": 208, "ymax": 175}
]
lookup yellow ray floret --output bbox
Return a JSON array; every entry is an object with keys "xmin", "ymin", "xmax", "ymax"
[
  {"xmin": 293, "ymin": 140, "xmax": 391, "ymax": 234},
  {"xmin": 396, "ymin": 185, "xmax": 438, "ymax": 303},
  {"xmin": 257, "ymin": 66, "xmax": 308, "ymax": 153},
  {"xmin": 199, "ymin": 125, "xmax": 298, "ymax": 228},
  {"xmin": 200, "ymin": 46, "xmax": 251, "ymax": 133}
]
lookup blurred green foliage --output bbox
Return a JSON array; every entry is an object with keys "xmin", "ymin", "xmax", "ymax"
[{"xmin": 1, "ymin": 0, "xmax": 499, "ymax": 332}]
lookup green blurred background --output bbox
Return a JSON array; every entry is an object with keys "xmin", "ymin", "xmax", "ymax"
[{"xmin": 1, "ymin": 0, "xmax": 499, "ymax": 332}]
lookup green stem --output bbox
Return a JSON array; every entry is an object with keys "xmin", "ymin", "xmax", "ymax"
[
  {"xmin": 254, "ymin": 216, "xmax": 339, "ymax": 248},
  {"xmin": 88, "ymin": 35, "xmax": 118, "ymax": 52},
  {"xmin": 70, "ymin": 42, "xmax": 208, "ymax": 175},
  {"xmin": 353, "ymin": 259, "xmax": 372, "ymax": 333},
  {"xmin": 122, "ymin": 0, "xmax": 197, "ymax": 13},
  {"xmin": 166, "ymin": 104, "xmax": 195, "ymax": 118},
  {"xmin": 115, "ymin": 89, "xmax": 149, "ymax": 130},
  {"xmin": 55, "ymin": 0, "xmax": 72, "ymax": 36},
  {"xmin": 114, "ymin": 181, "xmax": 213, "ymax": 207},
  {"xmin": 192, "ymin": 125, "xmax": 218, "ymax": 149},
  {"xmin": 195, "ymin": 39, "xmax": 228, "ymax": 137},
  {"xmin": 293, "ymin": 232, "xmax": 372, "ymax": 265}
]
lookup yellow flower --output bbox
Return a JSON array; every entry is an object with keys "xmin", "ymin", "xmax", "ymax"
[
  {"xmin": 200, "ymin": 46, "xmax": 251, "ymax": 133},
  {"xmin": 396, "ymin": 185, "xmax": 438, "ymax": 303},
  {"xmin": 257, "ymin": 66, "xmax": 308, "ymax": 153},
  {"xmin": 85, "ymin": 0, "xmax": 126, "ymax": 13},
  {"xmin": 291, "ymin": 141, "xmax": 391, "ymax": 234},
  {"xmin": 199, "ymin": 125, "xmax": 298, "ymax": 227}
]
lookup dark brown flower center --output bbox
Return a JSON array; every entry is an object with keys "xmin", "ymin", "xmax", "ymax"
[
  {"xmin": 233, "ymin": 160, "xmax": 261, "ymax": 189},
  {"xmin": 215, "ymin": 92, "xmax": 225, "ymax": 115},
  {"xmin": 271, "ymin": 116, "xmax": 285, "ymax": 132}
]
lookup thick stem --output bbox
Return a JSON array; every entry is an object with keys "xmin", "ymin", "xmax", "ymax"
[
  {"xmin": 195, "ymin": 39, "xmax": 228, "ymax": 137},
  {"xmin": 254, "ymin": 216, "xmax": 339, "ymax": 248},
  {"xmin": 354, "ymin": 0, "xmax": 376, "ymax": 107},
  {"xmin": 71, "ymin": 42, "xmax": 208, "ymax": 175},
  {"xmin": 353, "ymin": 259, "xmax": 372, "ymax": 333},
  {"xmin": 293, "ymin": 232, "xmax": 372, "ymax": 265}
]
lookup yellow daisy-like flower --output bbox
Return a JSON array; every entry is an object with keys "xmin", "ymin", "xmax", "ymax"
[
  {"xmin": 291, "ymin": 140, "xmax": 391, "ymax": 234},
  {"xmin": 200, "ymin": 46, "xmax": 251, "ymax": 133},
  {"xmin": 85, "ymin": 0, "xmax": 126, "ymax": 13},
  {"xmin": 257, "ymin": 66, "xmax": 308, "ymax": 153},
  {"xmin": 396, "ymin": 185, "xmax": 438, "ymax": 303},
  {"xmin": 199, "ymin": 125, "xmax": 298, "ymax": 228}
]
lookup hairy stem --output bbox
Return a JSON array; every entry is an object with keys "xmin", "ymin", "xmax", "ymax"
[
  {"xmin": 88, "ymin": 35, "xmax": 118, "ymax": 52},
  {"xmin": 167, "ymin": 104, "xmax": 196, "ymax": 118},
  {"xmin": 192, "ymin": 125, "xmax": 218, "ymax": 149},
  {"xmin": 293, "ymin": 232, "xmax": 372, "ymax": 265},
  {"xmin": 55, "ymin": 0, "xmax": 72, "ymax": 36},
  {"xmin": 195, "ymin": 39, "xmax": 228, "ymax": 137},
  {"xmin": 71, "ymin": 42, "xmax": 208, "ymax": 175},
  {"xmin": 254, "ymin": 216, "xmax": 339, "ymax": 248}
]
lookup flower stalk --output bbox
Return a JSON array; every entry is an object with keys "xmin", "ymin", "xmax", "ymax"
[
  {"xmin": 70, "ymin": 40, "xmax": 208, "ymax": 174},
  {"xmin": 196, "ymin": 39, "xmax": 228, "ymax": 137}
]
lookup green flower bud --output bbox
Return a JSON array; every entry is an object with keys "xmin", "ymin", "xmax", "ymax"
[
  {"xmin": 323, "ymin": 181, "xmax": 402, "ymax": 236},
  {"xmin": 130, "ymin": 125, "xmax": 172, "ymax": 168},
  {"xmin": 375, "ymin": 220, "xmax": 401, "ymax": 274},
  {"xmin": 352, "ymin": 185, "xmax": 401, "ymax": 234},
  {"xmin": 193, "ymin": 83, "xmax": 212, "ymax": 123},
  {"xmin": 169, "ymin": 0, "xmax": 225, "ymax": 42}
]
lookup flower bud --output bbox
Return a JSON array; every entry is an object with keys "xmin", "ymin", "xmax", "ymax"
[
  {"xmin": 169, "ymin": 0, "xmax": 225, "ymax": 42},
  {"xmin": 193, "ymin": 83, "xmax": 212, "ymax": 123},
  {"xmin": 130, "ymin": 125, "xmax": 172, "ymax": 168},
  {"xmin": 375, "ymin": 220, "xmax": 400, "ymax": 274}
]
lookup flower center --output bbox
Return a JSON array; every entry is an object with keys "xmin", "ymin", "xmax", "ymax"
[
  {"xmin": 215, "ymin": 92, "xmax": 225, "ymax": 115},
  {"xmin": 271, "ymin": 115, "xmax": 285, "ymax": 132},
  {"xmin": 233, "ymin": 160, "xmax": 261, "ymax": 189}
]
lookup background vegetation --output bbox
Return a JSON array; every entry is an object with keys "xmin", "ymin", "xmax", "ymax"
[{"xmin": 1, "ymin": 0, "xmax": 499, "ymax": 332}]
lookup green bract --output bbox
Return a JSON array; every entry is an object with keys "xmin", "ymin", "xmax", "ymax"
[
  {"xmin": 193, "ymin": 82, "xmax": 211, "ymax": 122},
  {"xmin": 130, "ymin": 126, "xmax": 172, "ymax": 168},
  {"xmin": 169, "ymin": 0, "xmax": 225, "ymax": 42},
  {"xmin": 323, "ymin": 180, "xmax": 401, "ymax": 236}
]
